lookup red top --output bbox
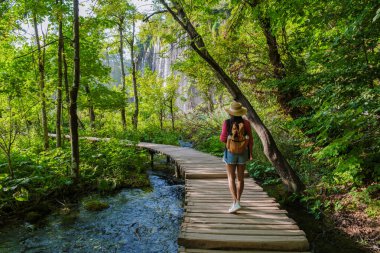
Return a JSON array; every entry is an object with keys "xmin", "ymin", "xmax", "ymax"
[{"xmin": 220, "ymin": 119, "xmax": 253, "ymax": 157}]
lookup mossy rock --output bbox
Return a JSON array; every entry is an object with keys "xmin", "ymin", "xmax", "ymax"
[
  {"xmin": 122, "ymin": 174, "xmax": 150, "ymax": 188},
  {"xmin": 83, "ymin": 199, "xmax": 110, "ymax": 211}
]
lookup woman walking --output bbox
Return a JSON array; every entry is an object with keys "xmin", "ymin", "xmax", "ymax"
[{"xmin": 220, "ymin": 101, "xmax": 253, "ymax": 213}]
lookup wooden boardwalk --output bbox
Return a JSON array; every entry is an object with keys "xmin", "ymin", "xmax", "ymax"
[{"xmin": 138, "ymin": 142, "xmax": 310, "ymax": 253}]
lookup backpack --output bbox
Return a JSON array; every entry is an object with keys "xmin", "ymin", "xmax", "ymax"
[{"xmin": 226, "ymin": 119, "xmax": 249, "ymax": 154}]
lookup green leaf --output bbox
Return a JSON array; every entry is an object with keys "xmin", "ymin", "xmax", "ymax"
[
  {"xmin": 13, "ymin": 187, "xmax": 29, "ymax": 202},
  {"xmin": 0, "ymin": 173, "xmax": 8, "ymax": 180}
]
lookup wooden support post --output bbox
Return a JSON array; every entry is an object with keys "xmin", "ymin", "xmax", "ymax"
[
  {"xmin": 175, "ymin": 164, "xmax": 180, "ymax": 178},
  {"xmin": 166, "ymin": 155, "xmax": 170, "ymax": 164}
]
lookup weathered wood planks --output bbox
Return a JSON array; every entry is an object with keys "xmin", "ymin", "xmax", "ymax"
[{"xmin": 137, "ymin": 143, "xmax": 310, "ymax": 252}]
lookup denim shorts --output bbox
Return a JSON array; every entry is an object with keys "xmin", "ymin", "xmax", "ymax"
[{"xmin": 223, "ymin": 149, "xmax": 249, "ymax": 165}]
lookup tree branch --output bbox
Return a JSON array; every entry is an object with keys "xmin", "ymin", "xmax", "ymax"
[
  {"xmin": 143, "ymin": 10, "xmax": 168, "ymax": 22},
  {"xmin": 158, "ymin": 0, "xmax": 187, "ymax": 31},
  {"xmin": 13, "ymin": 36, "xmax": 71, "ymax": 60}
]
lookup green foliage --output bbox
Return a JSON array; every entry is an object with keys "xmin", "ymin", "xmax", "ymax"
[
  {"xmin": 0, "ymin": 137, "xmax": 150, "ymax": 218},
  {"xmin": 349, "ymin": 185, "xmax": 380, "ymax": 218},
  {"xmin": 179, "ymin": 110, "xmax": 226, "ymax": 156},
  {"xmin": 247, "ymin": 161, "xmax": 281, "ymax": 186},
  {"xmin": 83, "ymin": 198, "xmax": 110, "ymax": 211},
  {"xmin": 12, "ymin": 187, "xmax": 29, "ymax": 202}
]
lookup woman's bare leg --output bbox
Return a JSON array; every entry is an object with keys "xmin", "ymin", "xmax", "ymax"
[
  {"xmin": 236, "ymin": 165, "xmax": 245, "ymax": 202},
  {"xmin": 226, "ymin": 164, "xmax": 237, "ymax": 203}
]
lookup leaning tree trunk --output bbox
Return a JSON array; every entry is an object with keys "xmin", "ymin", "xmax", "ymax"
[
  {"xmin": 159, "ymin": 0, "xmax": 304, "ymax": 193},
  {"xmin": 130, "ymin": 17, "xmax": 139, "ymax": 129},
  {"xmin": 118, "ymin": 20, "xmax": 127, "ymax": 130},
  {"xmin": 56, "ymin": 0, "xmax": 64, "ymax": 147},
  {"xmin": 70, "ymin": 0, "xmax": 80, "ymax": 181},
  {"xmin": 33, "ymin": 14, "xmax": 49, "ymax": 150}
]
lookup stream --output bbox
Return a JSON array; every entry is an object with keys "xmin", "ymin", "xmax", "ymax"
[{"xmin": 0, "ymin": 170, "xmax": 184, "ymax": 253}]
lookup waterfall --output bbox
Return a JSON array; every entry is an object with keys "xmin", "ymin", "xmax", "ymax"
[{"xmin": 136, "ymin": 38, "xmax": 202, "ymax": 112}]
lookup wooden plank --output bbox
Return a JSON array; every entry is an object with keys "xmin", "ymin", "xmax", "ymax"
[
  {"xmin": 184, "ymin": 212, "xmax": 289, "ymax": 219},
  {"xmin": 181, "ymin": 164, "xmax": 227, "ymax": 169},
  {"xmin": 182, "ymin": 223, "xmax": 301, "ymax": 230},
  {"xmin": 186, "ymin": 179, "xmax": 258, "ymax": 182},
  {"xmin": 186, "ymin": 184, "xmax": 261, "ymax": 188},
  {"xmin": 178, "ymin": 233, "xmax": 309, "ymax": 251},
  {"xmin": 180, "ymin": 248, "xmax": 311, "ymax": 253},
  {"xmin": 185, "ymin": 189, "xmax": 266, "ymax": 194},
  {"xmin": 186, "ymin": 194, "xmax": 268, "ymax": 198},
  {"xmin": 185, "ymin": 196, "xmax": 272, "ymax": 200},
  {"xmin": 186, "ymin": 202, "xmax": 280, "ymax": 210},
  {"xmin": 185, "ymin": 174, "xmax": 227, "ymax": 179},
  {"xmin": 178, "ymin": 160, "xmax": 224, "ymax": 164},
  {"xmin": 185, "ymin": 208, "xmax": 286, "ymax": 214},
  {"xmin": 186, "ymin": 187, "xmax": 263, "ymax": 191},
  {"xmin": 185, "ymin": 208, "xmax": 282, "ymax": 213},
  {"xmin": 182, "ymin": 228, "xmax": 306, "ymax": 236},
  {"xmin": 185, "ymin": 204, "xmax": 281, "ymax": 208},
  {"xmin": 186, "ymin": 182, "xmax": 260, "ymax": 186},
  {"xmin": 184, "ymin": 170, "xmax": 227, "ymax": 174},
  {"xmin": 186, "ymin": 184, "xmax": 260, "ymax": 187},
  {"xmin": 185, "ymin": 199, "xmax": 276, "ymax": 203},
  {"xmin": 184, "ymin": 217, "xmax": 297, "ymax": 225},
  {"xmin": 186, "ymin": 173, "xmax": 250, "ymax": 179},
  {"xmin": 185, "ymin": 208, "xmax": 287, "ymax": 215},
  {"xmin": 186, "ymin": 195, "xmax": 268, "ymax": 199}
]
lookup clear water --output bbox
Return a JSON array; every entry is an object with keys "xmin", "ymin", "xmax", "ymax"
[{"xmin": 0, "ymin": 171, "xmax": 184, "ymax": 253}]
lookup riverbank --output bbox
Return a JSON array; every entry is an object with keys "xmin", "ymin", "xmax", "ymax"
[{"xmin": 0, "ymin": 139, "xmax": 150, "ymax": 226}]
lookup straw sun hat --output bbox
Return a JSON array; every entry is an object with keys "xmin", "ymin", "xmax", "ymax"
[{"xmin": 224, "ymin": 101, "xmax": 247, "ymax": 116}]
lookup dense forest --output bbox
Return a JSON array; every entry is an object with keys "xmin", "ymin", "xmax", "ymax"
[{"xmin": 0, "ymin": 0, "xmax": 379, "ymax": 251}]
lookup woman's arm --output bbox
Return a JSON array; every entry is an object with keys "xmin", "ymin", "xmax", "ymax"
[
  {"xmin": 220, "ymin": 120, "xmax": 228, "ymax": 143},
  {"xmin": 244, "ymin": 120, "xmax": 254, "ymax": 159}
]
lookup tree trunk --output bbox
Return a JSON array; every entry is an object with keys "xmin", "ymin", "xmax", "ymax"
[
  {"xmin": 130, "ymin": 18, "xmax": 139, "ymax": 129},
  {"xmin": 170, "ymin": 98, "xmax": 174, "ymax": 130},
  {"xmin": 70, "ymin": 0, "xmax": 80, "ymax": 181},
  {"xmin": 33, "ymin": 14, "xmax": 49, "ymax": 150},
  {"xmin": 63, "ymin": 46, "xmax": 69, "ymax": 146},
  {"xmin": 118, "ymin": 20, "xmax": 127, "ymax": 130},
  {"xmin": 6, "ymin": 153, "xmax": 13, "ymax": 179},
  {"xmin": 159, "ymin": 108, "xmax": 163, "ymax": 130},
  {"xmin": 56, "ymin": 0, "xmax": 63, "ymax": 147},
  {"xmin": 258, "ymin": 16, "xmax": 305, "ymax": 119},
  {"xmin": 84, "ymin": 84, "xmax": 95, "ymax": 128},
  {"xmin": 159, "ymin": 0, "xmax": 304, "ymax": 193},
  {"xmin": 246, "ymin": 0, "xmax": 306, "ymax": 119},
  {"xmin": 206, "ymin": 87, "xmax": 214, "ymax": 113}
]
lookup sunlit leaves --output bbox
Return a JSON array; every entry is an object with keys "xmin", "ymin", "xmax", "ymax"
[{"xmin": 12, "ymin": 187, "xmax": 29, "ymax": 201}]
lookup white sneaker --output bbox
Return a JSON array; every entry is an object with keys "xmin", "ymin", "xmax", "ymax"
[
  {"xmin": 235, "ymin": 201, "xmax": 242, "ymax": 211},
  {"xmin": 228, "ymin": 202, "xmax": 236, "ymax": 213}
]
